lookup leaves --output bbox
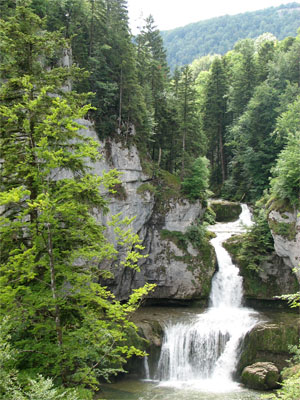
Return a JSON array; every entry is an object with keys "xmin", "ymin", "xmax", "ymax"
[{"xmin": 0, "ymin": 3, "xmax": 154, "ymax": 392}]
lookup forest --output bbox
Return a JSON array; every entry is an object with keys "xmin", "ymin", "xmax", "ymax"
[
  {"xmin": 161, "ymin": 2, "xmax": 300, "ymax": 70},
  {"xmin": 0, "ymin": 0, "xmax": 299, "ymax": 399}
]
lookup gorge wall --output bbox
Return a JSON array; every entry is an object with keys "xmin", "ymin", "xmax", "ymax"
[
  {"xmin": 77, "ymin": 119, "xmax": 299, "ymax": 303},
  {"xmin": 79, "ymin": 119, "xmax": 216, "ymax": 301}
]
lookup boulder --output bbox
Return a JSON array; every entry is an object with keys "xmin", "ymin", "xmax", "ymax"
[
  {"xmin": 237, "ymin": 315, "xmax": 300, "ymax": 375},
  {"xmin": 209, "ymin": 200, "xmax": 242, "ymax": 222},
  {"xmin": 241, "ymin": 362, "xmax": 280, "ymax": 390}
]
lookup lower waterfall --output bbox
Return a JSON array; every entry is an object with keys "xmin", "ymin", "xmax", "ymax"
[{"xmin": 155, "ymin": 204, "xmax": 260, "ymax": 391}]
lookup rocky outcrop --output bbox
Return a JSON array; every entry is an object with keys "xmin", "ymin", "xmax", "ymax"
[
  {"xmin": 237, "ymin": 313, "xmax": 300, "ymax": 375},
  {"xmin": 224, "ymin": 237, "xmax": 298, "ymax": 304},
  {"xmin": 209, "ymin": 200, "xmax": 242, "ymax": 222},
  {"xmin": 269, "ymin": 208, "xmax": 300, "ymax": 283},
  {"xmin": 76, "ymin": 120, "xmax": 216, "ymax": 301},
  {"xmin": 241, "ymin": 362, "xmax": 280, "ymax": 390}
]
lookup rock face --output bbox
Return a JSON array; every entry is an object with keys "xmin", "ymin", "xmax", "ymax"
[
  {"xmin": 237, "ymin": 313, "xmax": 300, "ymax": 375},
  {"xmin": 76, "ymin": 120, "xmax": 216, "ymax": 301},
  {"xmin": 241, "ymin": 362, "xmax": 280, "ymax": 390},
  {"xmin": 224, "ymin": 238, "xmax": 298, "ymax": 304},
  {"xmin": 269, "ymin": 208, "xmax": 300, "ymax": 283},
  {"xmin": 209, "ymin": 200, "xmax": 242, "ymax": 222}
]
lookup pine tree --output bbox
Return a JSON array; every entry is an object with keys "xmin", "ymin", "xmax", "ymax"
[
  {"xmin": 135, "ymin": 15, "xmax": 170, "ymax": 164},
  {"xmin": 202, "ymin": 58, "xmax": 228, "ymax": 188},
  {"xmin": 177, "ymin": 65, "xmax": 201, "ymax": 177},
  {"xmin": 227, "ymin": 39, "xmax": 258, "ymax": 119}
]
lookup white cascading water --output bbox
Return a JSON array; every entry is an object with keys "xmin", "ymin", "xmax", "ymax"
[{"xmin": 155, "ymin": 204, "xmax": 260, "ymax": 391}]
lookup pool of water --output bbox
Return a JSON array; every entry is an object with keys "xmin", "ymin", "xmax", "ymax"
[{"xmin": 98, "ymin": 379, "xmax": 264, "ymax": 400}]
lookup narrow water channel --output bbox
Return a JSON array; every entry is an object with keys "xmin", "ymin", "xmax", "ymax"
[{"xmin": 101, "ymin": 205, "xmax": 264, "ymax": 400}]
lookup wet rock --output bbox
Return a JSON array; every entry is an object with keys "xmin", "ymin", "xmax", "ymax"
[
  {"xmin": 209, "ymin": 200, "xmax": 242, "ymax": 222},
  {"xmin": 224, "ymin": 237, "xmax": 298, "ymax": 303},
  {"xmin": 241, "ymin": 362, "xmax": 280, "ymax": 390},
  {"xmin": 237, "ymin": 315, "xmax": 300, "ymax": 375}
]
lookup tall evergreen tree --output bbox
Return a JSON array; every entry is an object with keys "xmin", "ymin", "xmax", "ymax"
[
  {"xmin": 227, "ymin": 39, "xmax": 258, "ymax": 119},
  {"xmin": 135, "ymin": 15, "xmax": 170, "ymax": 164},
  {"xmin": 202, "ymin": 58, "xmax": 228, "ymax": 188},
  {"xmin": 177, "ymin": 65, "xmax": 201, "ymax": 177}
]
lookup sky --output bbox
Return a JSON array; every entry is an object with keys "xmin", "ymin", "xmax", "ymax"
[{"xmin": 127, "ymin": 0, "xmax": 297, "ymax": 33}]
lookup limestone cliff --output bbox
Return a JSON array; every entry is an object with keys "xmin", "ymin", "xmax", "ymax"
[
  {"xmin": 77, "ymin": 119, "xmax": 216, "ymax": 301},
  {"xmin": 268, "ymin": 208, "xmax": 300, "ymax": 283}
]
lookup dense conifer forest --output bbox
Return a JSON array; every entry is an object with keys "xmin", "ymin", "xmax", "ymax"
[
  {"xmin": 161, "ymin": 2, "xmax": 300, "ymax": 70},
  {"xmin": 0, "ymin": 0, "xmax": 299, "ymax": 398}
]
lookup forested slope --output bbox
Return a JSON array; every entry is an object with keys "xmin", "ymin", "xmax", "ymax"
[{"xmin": 161, "ymin": 3, "xmax": 300, "ymax": 69}]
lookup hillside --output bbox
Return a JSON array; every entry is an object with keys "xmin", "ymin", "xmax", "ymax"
[{"xmin": 161, "ymin": 2, "xmax": 300, "ymax": 70}]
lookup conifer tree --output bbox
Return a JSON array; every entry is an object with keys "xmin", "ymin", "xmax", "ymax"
[
  {"xmin": 136, "ymin": 15, "xmax": 170, "ymax": 164},
  {"xmin": 177, "ymin": 65, "xmax": 201, "ymax": 177},
  {"xmin": 202, "ymin": 58, "xmax": 228, "ymax": 188},
  {"xmin": 227, "ymin": 39, "xmax": 258, "ymax": 119}
]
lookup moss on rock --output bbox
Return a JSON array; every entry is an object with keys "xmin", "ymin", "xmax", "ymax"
[
  {"xmin": 210, "ymin": 200, "xmax": 242, "ymax": 222},
  {"xmin": 224, "ymin": 235, "xmax": 298, "ymax": 300},
  {"xmin": 237, "ymin": 317, "xmax": 300, "ymax": 375},
  {"xmin": 159, "ymin": 227, "xmax": 216, "ymax": 298},
  {"xmin": 268, "ymin": 219, "xmax": 297, "ymax": 241},
  {"xmin": 241, "ymin": 362, "xmax": 280, "ymax": 390}
]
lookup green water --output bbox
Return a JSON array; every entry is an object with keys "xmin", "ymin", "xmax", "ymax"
[{"xmin": 98, "ymin": 379, "xmax": 264, "ymax": 400}]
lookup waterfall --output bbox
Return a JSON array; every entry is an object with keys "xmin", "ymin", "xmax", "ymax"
[
  {"xmin": 143, "ymin": 356, "xmax": 151, "ymax": 380},
  {"xmin": 155, "ymin": 204, "xmax": 260, "ymax": 391}
]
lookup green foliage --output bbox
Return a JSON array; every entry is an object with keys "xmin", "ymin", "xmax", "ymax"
[
  {"xmin": 135, "ymin": 15, "xmax": 170, "ymax": 161},
  {"xmin": 269, "ymin": 131, "xmax": 300, "ymax": 207},
  {"xmin": 0, "ymin": 3, "xmax": 155, "ymax": 391},
  {"xmin": 181, "ymin": 157, "xmax": 211, "ymax": 201},
  {"xmin": 228, "ymin": 206, "xmax": 274, "ymax": 272},
  {"xmin": 201, "ymin": 58, "xmax": 228, "ymax": 188},
  {"xmin": 0, "ymin": 319, "xmax": 82, "ymax": 399},
  {"xmin": 203, "ymin": 207, "xmax": 216, "ymax": 225},
  {"xmin": 262, "ymin": 369, "xmax": 300, "ymax": 400},
  {"xmin": 261, "ymin": 342, "xmax": 300, "ymax": 399},
  {"xmin": 136, "ymin": 183, "xmax": 157, "ymax": 198},
  {"xmin": 279, "ymin": 292, "xmax": 300, "ymax": 309},
  {"xmin": 268, "ymin": 220, "xmax": 297, "ymax": 240},
  {"xmin": 154, "ymin": 169, "xmax": 181, "ymax": 205},
  {"xmin": 161, "ymin": 3, "xmax": 300, "ymax": 70},
  {"xmin": 160, "ymin": 230, "xmax": 188, "ymax": 251},
  {"xmin": 210, "ymin": 202, "xmax": 242, "ymax": 222}
]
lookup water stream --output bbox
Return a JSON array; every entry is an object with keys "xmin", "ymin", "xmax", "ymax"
[{"xmin": 155, "ymin": 204, "xmax": 260, "ymax": 392}]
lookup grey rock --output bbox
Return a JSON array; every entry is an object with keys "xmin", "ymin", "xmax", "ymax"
[
  {"xmin": 269, "ymin": 209, "xmax": 300, "ymax": 282},
  {"xmin": 241, "ymin": 362, "xmax": 280, "ymax": 390},
  {"xmin": 72, "ymin": 120, "xmax": 216, "ymax": 301}
]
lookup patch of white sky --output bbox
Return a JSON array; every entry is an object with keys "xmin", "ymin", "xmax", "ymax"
[{"xmin": 127, "ymin": 0, "xmax": 297, "ymax": 33}]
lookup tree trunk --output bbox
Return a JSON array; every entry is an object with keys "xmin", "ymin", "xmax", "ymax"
[
  {"xmin": 89, "ymin": 0, "xmax": 95, "ymax": 57},
  {"xmin": 218, "ymin": 122, "xmax": 226, "ymax": 183},
  {"xmin": 47, "ymin": 223, "xmax": 65, "ymax": 383},
  {"xmin": 157, "ymin": 147, "xmax": 162, "ymax": 167},
  {"xmin": 119, "ymin": 66, "xmax": 123, "ymax": 129}
]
